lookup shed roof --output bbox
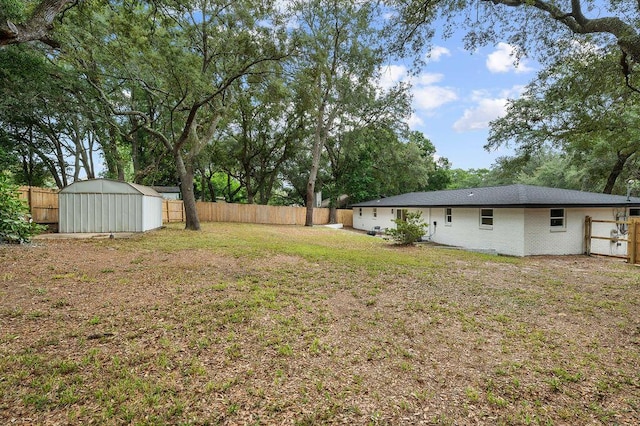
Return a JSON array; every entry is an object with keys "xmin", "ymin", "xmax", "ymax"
[
  {"xmin": 352, "ymin": 184, "xmax": 640, "ymax": 208},
  {"xmin": 151, "ymin": 186, "xmax": 181, "ymax": 194},
  {"xmin": 60, "ymin": 179, "xmax": 162, "ymax": 197}
]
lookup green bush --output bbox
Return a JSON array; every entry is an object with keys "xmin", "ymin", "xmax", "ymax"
[
  {"xmin": 387, "ymin": 211, "xmax": 428, "ymax": 245},
  {"xmin": 0, "ymin": 175, "xmax": 45, "ymax": 243}
]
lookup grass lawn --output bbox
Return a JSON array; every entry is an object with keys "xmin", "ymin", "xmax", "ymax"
[{"xmin": 1, "ymin": 223, "xmax": 639, "ymax": 425}]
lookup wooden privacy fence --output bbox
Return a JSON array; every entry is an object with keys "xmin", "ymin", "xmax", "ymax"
[
  {"xmin": 584, "ymin": 216, "xmax": 640, "ymax": 264},
  {"xmin": 163, "ymin": 200, "xmax": 185, "ymax": 223},
  {"xmin": 18, "ymin": 186, "xmax": 59, "ymax": 224},
  {"xmin": 17, "ymin": 187, "xmax": 354, "ymax": 228},
  {"xmin": 194, "ymin": 201, "xmax": 353, "ymax": 226}
]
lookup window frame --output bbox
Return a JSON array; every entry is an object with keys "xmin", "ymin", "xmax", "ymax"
[
  {"xmin": 373, "ymin": 208, "xmax": 377, "ymax": 218},
  {"xmin": 479, "ymin": 208, "xmax": 493, "ymax": 229},
  {"xmin": 445, "ymin": 207, "xmax": 452, "ymax": 226},
  {"xmin": 550, "ymin": 208, "xmax": 566, "ymax": 231},
  {"xmin": 630, "ymin": 208, "xmax": 640, "ymax": 217}
]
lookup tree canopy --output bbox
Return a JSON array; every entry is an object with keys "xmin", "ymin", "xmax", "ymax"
[
  {"xmin": 488, "ymin": 45, "xmax": 640, "ymax": 194},
  {"xmin": 5, "ymin": 0, "xmax": 639, "ymax": 219},
  {"xmin": 391, "ymin": 0, "xmax": 640, "ymax": 89}
]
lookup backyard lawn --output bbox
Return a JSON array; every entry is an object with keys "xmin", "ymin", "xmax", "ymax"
[{"xmin": 1, "ymin": 223, "xmax": 639, "ymax": 425}]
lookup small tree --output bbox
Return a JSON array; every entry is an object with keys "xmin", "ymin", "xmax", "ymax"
[
  {"xmin": 387, "ymin": 211, "xmax": 428, "ymax": 245},
  {"xmin": 0, "ymin": 175, "xmax": 44, "ymax": 243}
]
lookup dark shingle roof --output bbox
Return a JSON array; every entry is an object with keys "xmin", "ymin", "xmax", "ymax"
[{"xmin": 352, "ymin": 184, "xmax": 640, "ymax": 208}]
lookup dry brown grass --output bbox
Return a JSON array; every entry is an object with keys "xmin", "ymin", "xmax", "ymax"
[{"xmin": 1, "ymin": 223, "xmax": 639, "ymax": 425}]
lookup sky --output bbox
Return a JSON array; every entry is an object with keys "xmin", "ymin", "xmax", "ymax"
[{"xmin": 379, "ymin": 34, "xmax": 539, "ymax": 170}]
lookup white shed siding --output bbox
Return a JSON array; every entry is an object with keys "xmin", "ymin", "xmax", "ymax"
[
  {"xmin": 59, "ymin": 193, "xmax": 144, "ymax": 233},
  {"xmin": 143, "ymin": 195, "xmax": 163, "ymax": 230},
  {"xmin": 59, "ymin": 179, "xmax": 162, "ymax": 233}
]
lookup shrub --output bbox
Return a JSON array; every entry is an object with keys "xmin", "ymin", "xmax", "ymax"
[
  {"xmin": 387, "ymin": 211, "xmax": 428, "ymax": 245},
  {"xmin": 0, "ymin": 175, "xmax": 45, "ymax": 243}
]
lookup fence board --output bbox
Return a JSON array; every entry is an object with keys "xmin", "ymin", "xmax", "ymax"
[
  {"xmin": 18, "ymin": 186, "xmax": 59, "ymax": 224},
  {"xmin": 585, "ymin": 216, "xmax": 640, "ymax": 263},
  {"xmin": 191, "ymin": 201, "xmax": 351, "ymax": 226},
  {"xmin": 631, "ymin": 218, "xmax": 640, "ymax": 265},
  {"xmin": 163, "ymin": 200, "xmax": 185, "ymax": 223}
]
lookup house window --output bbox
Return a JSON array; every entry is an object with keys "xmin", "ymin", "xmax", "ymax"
[
  {"xmin": 397, "ymin": 209, "xmax": 407, "ymax": 221},
  {"xmin": 358, "ymin": 208, "xmax": 362, "ymax": 217},
  {"xmin": 480, "ymin": 208, "xmax": 493, "ymax": 228},
  {"xmin": 445, "ymin": 208, "xmax": 452, "ymax": 226},
  {"xmin": 373, "ymin": 208, "xmax": 377, "ymax": 218},
  {"xmin": 550, "ymin": 208, "xmax": 565, "ymax": 229},
  {"xmin": 630, "ymin": 208, "xmax": 640, "ymax": 217}
]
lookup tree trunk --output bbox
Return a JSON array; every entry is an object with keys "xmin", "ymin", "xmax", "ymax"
[
  {"xmin": 105, "ymin": 125, "xmax": 125, "ymax": 181},
  {"xmin": 603, "ymin": 152, "xmax": 631, "ymax": 194},
  {"xmin": 329, "ymin": 205, "xmax": 337, "ymax": 224},
  {"xmin": 174, "ymin": 151, "xmax": 200, "ymax": 231},
  {"xmin": 206, "ymin": 169, "xmax": 216, "ymax": 202},
  {"xmin": 305, "ymin": 111, "xmax": 326, "ymax": 226},
  {"xmin": 200, "ymin": 172, "xmax": 207, "ymax": 201}
]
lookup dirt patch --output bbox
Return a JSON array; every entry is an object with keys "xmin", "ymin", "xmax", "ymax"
[{"xmin": 1, "ymin": 228, "xmax": 639, "ymax": 425}]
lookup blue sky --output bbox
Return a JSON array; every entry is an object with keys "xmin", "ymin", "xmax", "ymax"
[{"xmin": 379, "ymin": 34, "xmax": 539, "ymax": 170}]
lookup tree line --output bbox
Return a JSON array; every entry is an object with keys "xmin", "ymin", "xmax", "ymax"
[{"xmin": 2, "ymin": 0, "xmax": 640, "ymax": 230}]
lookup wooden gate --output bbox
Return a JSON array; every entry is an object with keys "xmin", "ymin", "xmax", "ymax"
[{"xmin": 584, "ymin": 216, "xmax": 640, "ymax": 264}]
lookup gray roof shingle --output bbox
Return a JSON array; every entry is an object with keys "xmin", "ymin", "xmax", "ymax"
[{"xmin": 352, "ymin": 184, "xmax": 640, "ymax": 208}]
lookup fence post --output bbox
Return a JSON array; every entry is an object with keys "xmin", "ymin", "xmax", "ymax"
[
  {"xmin": 584, "ymin": 216, "xmax": 592, "ymax": 256},
  {"xmin": 629, "ymin": 219, "xmax": 637, "ymax": 265},
  {"xmin": 27, "ymin": 186, "xmax": 33, "ymax": 216}
]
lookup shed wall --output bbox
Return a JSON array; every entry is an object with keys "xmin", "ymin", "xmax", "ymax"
[
  {"xmin": 59, "ymin": 193, "xmax": 144, "ymax": 233},
  {"xmin": 142, "ymin": 195, "xmax": 164, "ymax": 231}
]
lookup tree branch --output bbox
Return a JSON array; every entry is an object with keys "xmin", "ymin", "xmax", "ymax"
[
  {"xmin": 0, "ymin": 0, "xmax": 73, "ymax": 47},
  {"xmin": 483, "ymin": 0, "xmax": 640, "ymax": 80}
]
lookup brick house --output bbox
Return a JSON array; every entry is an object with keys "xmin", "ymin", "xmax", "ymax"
[{"xmin": 352, "ymin": 184, "xmax": 640, "ymax": 256}]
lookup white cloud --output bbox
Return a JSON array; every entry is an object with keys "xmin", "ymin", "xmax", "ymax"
[
  {"xmin": 427, "ymin": 46, "xmax": 451, "ymax": 62},
  {"xmin": 451, "ymin": 85, "xmax": 526, "ymax": 132},
  {"xmin": 486, "ymin": 42, "xmax": 534, "ymax": 74},
  {"xmin": 500, "ymin": 85, "xmax": 526, "ymax": 99},
  {"xmin": 416, "ymin": 72, "xmax": 445, "ymax": 86},
  {"xmin": 409, "ymin": 72, "xmax": 457, "ymax": 114},
  {"xmin": 377, "ymin": 64, "xmax": 408, "ymax": 91},
  {"xmin": 452, "ymin": 98, "xmax": 508, "ymax": 132},
  {"xmin": 414, "ymin": 85, "xmax": 458, "ymax": 110},
  {"xmin": 375, "ymin": 66, "xmax": 457, "ymax": 128},
  {"xmin": 406, "ymin": 113, "xmax": 425, "ymax": 128}
]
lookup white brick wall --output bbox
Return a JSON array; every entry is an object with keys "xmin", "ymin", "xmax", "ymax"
[
  {"xmin": 352, "ymin": 206, "xmax": 397, "ymax": 232},
  {"xmin": 427, "ymin": 208, "xmax": 525, "ymax": 256},
  {"xmin": 352, "ymin": 205, "xmax": 632, "ymax": 257}
]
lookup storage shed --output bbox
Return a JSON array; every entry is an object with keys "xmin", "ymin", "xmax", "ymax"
[{"xmin": 59, "ymin": 179, "xmax": 163, "ymax": 233}]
